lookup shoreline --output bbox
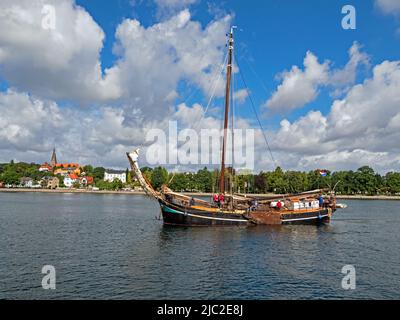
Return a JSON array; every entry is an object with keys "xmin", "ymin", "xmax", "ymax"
[{"xmin": 1, "ymin": 188, "xmax": 400, "ymax": 200}]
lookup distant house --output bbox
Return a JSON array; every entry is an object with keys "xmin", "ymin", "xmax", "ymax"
[
  {"xmin": 54, "ymin": 163, "xmax": 81, "ymax": 176},
  {"xmin": 41, "ymin": 176, "xmax": 59, "ymax": 189},
  {"xmin": 19, "ymin": 177, "xmax": 33, "ymax": 188},
  {"xmin": 63, "ymin": 177, "xmax": 72, "ymax": 187},
  {"xmin": 104, "ymin": 170, "xmax": 126, "ymax": 183},
  {"xmin": 39, "ymin": 162, "xmax": 53, "ymax": 172},
  {"xmin": 80, "ymin": 176, "xmax": 94, "ymax": 186},
  {"xmin": 64, "ymin": 174, "xmax": 93, "ymax": 188},
  {"xmin": 64, "ymin": 173, "xmax": 78, "ymax": 188}
]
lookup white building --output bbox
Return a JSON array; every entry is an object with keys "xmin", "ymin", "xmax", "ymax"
[
  {"xmin": 104, "ymin": 170, "xmax": 127, "ymax": 183},
  {"xmin": 63, "ymin": 176, "xmax": 76, "ymax": 188},
  {"xmin": 19, "ymin": 177, "xmax": 33, "ymax": 188}
]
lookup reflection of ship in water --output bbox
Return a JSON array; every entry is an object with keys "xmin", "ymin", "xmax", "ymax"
[{"xmin": 126, "ymin": 27, "xmax": 346, "ymax": 227}]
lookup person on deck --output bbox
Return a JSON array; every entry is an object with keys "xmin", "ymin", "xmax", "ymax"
[
  {"xmin": 219, "ymin": 193, "xmax": 225, "ymax": 208},
  {"xmin": 213, "ymin": 193, "xmax": 218, "ymax": 202},
  {"xmin": 251, "ymin": 199, "xmax": 258, "ymax": 211},
  {"xmin": 276, "ymin": 201, "xmax": 282, "ymax": 210},
  {"xmin": 328, "ymin": 196, "xmax": 336, "ymax": 208},
  {"xmin": 190, "ymin": 197, "xmax": 195, "ymax": 206},
  {"xmin": 318, "ymin": 195, "xmax": 324, "ymax": 208},
  {"xmin": 213, "ymin": 194, "xmax": 219, "ymax": 207}
]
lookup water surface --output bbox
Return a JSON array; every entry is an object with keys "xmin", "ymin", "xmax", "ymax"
[{"xmin": 0, "ymin": 192, "xmax": 399, "ymax": 299}]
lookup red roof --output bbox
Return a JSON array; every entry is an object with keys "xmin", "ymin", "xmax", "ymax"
[
  {"xmin": 40, "ymin": 162, "xmax": 52, "ymax": 169},
  {"xmin": 68, "ymin": 173, "xmax": 79, "ymax": 180},
  {"xmin": 55, "ymin": 163, "xmax": 80, "ymax": 168},
  {"xmin": 79, "ymin": 176, "xmax": 94, "ymax": 185},
  {"xmin": 86, "ymin": 176, "xmax": 94, "ymax": 184}
]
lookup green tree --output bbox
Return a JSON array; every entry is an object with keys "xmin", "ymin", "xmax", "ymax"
[
  {"xmin": 236, "ymin": 173, "xmax": 254, "ymax": 194},
  {"xmin": 1, "ymin": 171, "xmax": 20, "ymax": 185},
  {"xmin": 385, "ymin": 172, "xmax": 400, "ymax": 195},
  {"xmin": 355, "ymin": 166, "xmax": 377, "ymax": 195},
  {"xmin": 254, "ymin": 172, "xmax": 267, "ymax": 193},
  {"xmin": 58, "ymin": 175, "xmax": 65, "ymax": 187},
  {"xmin": 72, "ymin": 181, "xmax": 81, "ymax": 189},
  {"xmin": 151, "ymin": 167, "xmax": 168, "ymax": 190},
  {"xmin": 92, "ymin": 167, "xmax": 105, "ymax": 182},
  {"xmin": 267, "ymin": 167, "xmax": 288, "ymax": 194},
  {"xmin": 169, "ymin": 173, "xmax": 188, "ymax": 192},
  {"xmin": 141, "ymin": 167, "xmax": 153, "ymax": 185},
  {"xmin": 111, "ymin": 178, "xmax": 123, "ymax": 190},
  {"xmin": 127, "ymin": 170, "xmax": 133, "ymax": 184},
  {"xmin": 195, "ymin": 167, "xmax": 213, "ymax": 192},
  {"xmin": 83, "ymin": 165, "xmax": 94, "ymax": 176},
  {"xmin": 331, "ymin": 171, "xmax": 349, "ymax": 194},
  {"xmin": 307, "ymin": 170, "xmax": 331, "ymax": 190},
  {"xmin": 285, "ymin": 171, "xmax": 309, "ymax": 193},
  {"xmin": 186, "ymin": 172, "xmax": 198, "ymax": 191}
]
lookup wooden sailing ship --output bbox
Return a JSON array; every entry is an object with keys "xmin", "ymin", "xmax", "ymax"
[{"xmin": 126, "ymin": 28, "xmax": 344, "ymax": 226}]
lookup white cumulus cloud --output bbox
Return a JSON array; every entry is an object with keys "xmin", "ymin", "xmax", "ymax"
[
  {"xmin": 265, "ymin": 42, "xmax": 369, "ymax": 113},
  {"xmin": 269, "ymin": 60, "xmax": 400, "ymax": 172},
  {"xmin": 375, "ymin": 0, "xmax": 400, "ymax": 15},
  {"xmin": 107, "ymin": 9, "xmax": 231, "ymax": 117},
  {"xmin": 265, "ymin": 51, "xmax": 329, "ymax": 113},
  {"xmin": 0, "ymin": 0, "xmax": 120, "ymax": 103}
]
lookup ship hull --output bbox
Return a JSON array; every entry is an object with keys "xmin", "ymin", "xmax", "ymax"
[
  {"xmin": 159, "ymin": 199, "xmax": 333, "ymax": 227},
  {"xmin": 280, "ymin": 208, "xmax": 332, "ymax": 225},
  {"xmin": 159, "ymin": 200, "xmax": 250, "ymax": 226}
]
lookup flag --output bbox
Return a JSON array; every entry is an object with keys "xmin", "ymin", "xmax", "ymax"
[{"xmin": 319, "ymin": 170, "xmax": 327, "ymax": 177}]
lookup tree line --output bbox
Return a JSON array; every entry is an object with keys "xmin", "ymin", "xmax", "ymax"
[
  {"xmin": 1, "ymin": 161, "xmax": 400, "ymax": 195},
  {"xmin": 144, "ymin": 165, "xmax": 400, "ymax": 196}
]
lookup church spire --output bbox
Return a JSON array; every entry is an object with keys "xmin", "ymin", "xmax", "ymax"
[{"xmin": 51, "ymin": 148, "xmax": 57, "ymax": 167}]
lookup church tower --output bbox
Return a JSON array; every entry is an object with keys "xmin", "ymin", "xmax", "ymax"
[{"xmin": 51, "ymin": 148, "xmax": 57, "ymax": 167}]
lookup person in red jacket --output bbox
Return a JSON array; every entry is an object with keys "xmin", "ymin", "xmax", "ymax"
[
  {"xmin": 213, "ymin": 194, "xmax": 219, "ymax": 207},
  {"xmin": 219, "ymin": 193, "xmax": 225, "ymax": 207},
  {"xmin": 276, "ymin": 201, "xmax": 282, "ymax": 210}
]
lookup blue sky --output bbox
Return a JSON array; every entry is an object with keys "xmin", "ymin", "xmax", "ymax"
[
  {"xmin": 0, "ymin": 0, "xmax": 399, "ymax": 172},
  {"xmin": 75, "ymin": 0, "xmax": 398, "ymax": 127}
]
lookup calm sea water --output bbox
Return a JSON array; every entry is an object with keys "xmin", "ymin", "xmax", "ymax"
[{"xmin": 0, "ymin": 192, "xmax": 399, "ymax": 299}]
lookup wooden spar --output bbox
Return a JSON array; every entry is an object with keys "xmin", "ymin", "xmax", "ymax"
[
  {"xmin": 219, "ymin": 28, "xmax": 234, "ymax": 194},
  {"xmin": 126, "ymin": 149, "xmax": 160, "ymax": 199},
  {"xmin": 160, "ymin": 187, "xmax": 214, "ymax": 207}
]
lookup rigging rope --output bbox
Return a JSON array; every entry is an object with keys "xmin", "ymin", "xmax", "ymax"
[
  {"xmin": 193, "ymin": 51, "xmax": 229, "ymax": 131},
  {"xmin": 241, "ymin": 54, "xmax": 272, "ymax": 96},
  {"xmin": 136, "ymin": 51, "xmax": 228, "ymax": 154},
  {"xmin": 235, "ymin": 53, "xmax": 293, "ymax": 197},
  {"xmin": 234, "ymin": 55, "xmax": 278, "ymax": 170},
  {"xmin": 167, "ymin": 51, "xmax": 229, "ymax": 186}
]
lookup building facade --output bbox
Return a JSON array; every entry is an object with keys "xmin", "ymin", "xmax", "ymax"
[
  {"xmin": 104, "ymin": 170, "xmax": 126, "ymax": 183},
  {"xmin": 39, "ymin": 162, "xmax": 52, "ymax": 172},
  {"xmin": 41, "ymin": 176, "xmax": 59, "ymax": 189},
  {"xmin": 20, "ymin": 177, "xmax": 33, "ymax": 188}
]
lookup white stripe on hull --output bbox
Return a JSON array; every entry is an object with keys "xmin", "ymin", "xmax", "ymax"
[
  {"xmin": 283, "ymin": 214, "xmax": 329, "ymax": 222},
  {"xmin": 163, "ymin": 206, "xmax": 248, "ymax": 223}
]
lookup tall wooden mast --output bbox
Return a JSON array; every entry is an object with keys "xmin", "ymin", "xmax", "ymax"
[{"xmin": 219, "ymin": 27, "xmax": 235, "ymax": 194}]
